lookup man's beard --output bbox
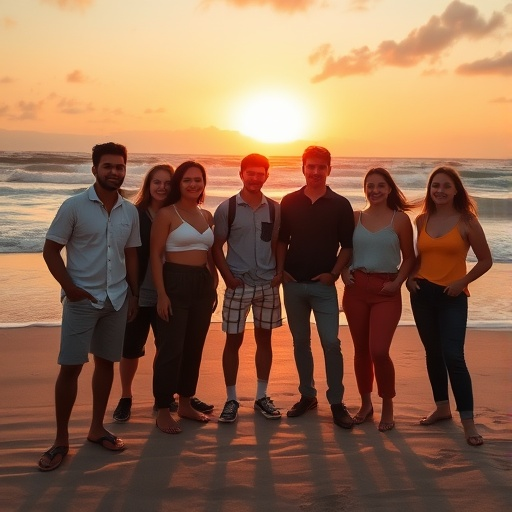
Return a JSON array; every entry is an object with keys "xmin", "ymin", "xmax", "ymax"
[{"xmin": 96, "ymin": 174, "xmax": 124, "ymax": 191}]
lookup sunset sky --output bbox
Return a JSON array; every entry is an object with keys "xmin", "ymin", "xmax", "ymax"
[{"xmin": 1, "ymin": 0, "xmax": 511, "ymax": 157}]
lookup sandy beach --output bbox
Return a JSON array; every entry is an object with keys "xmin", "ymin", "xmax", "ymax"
[{"xmin": 0, "ymin": 321, "xmax": 510, "ymax": 511}]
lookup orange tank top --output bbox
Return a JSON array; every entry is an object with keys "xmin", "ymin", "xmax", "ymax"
[{"xmin": 416, "ymin": 219, "xmax": 470, "ymax": 295}]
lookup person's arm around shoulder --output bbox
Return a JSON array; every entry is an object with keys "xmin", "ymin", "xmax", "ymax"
[
  {"xmin": 43, "ymin": 239, "xmax": 96, "ymax": 302},
  {"xmin": 381, "ymin": 211, "xmax": 415, "ymax": 295},
  {"xmin": 444, "ymin": 215, "xmax": 493, "ymax": 297},
  {"xmin": 406, "ymin": 214, "xmax": 424, "ymax": 293},
  {"xmin": 150, "ymin": 207, "xmax": 173, "ymax": 321}
]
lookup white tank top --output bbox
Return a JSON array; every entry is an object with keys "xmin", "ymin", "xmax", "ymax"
[{"xmin": 165, "ymin": 205, "xmax": 214, "ymax": 252}]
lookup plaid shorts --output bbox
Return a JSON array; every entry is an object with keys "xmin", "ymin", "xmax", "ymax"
[{"xmin": 222, "ymin": 282, "xmax": 282, "ymax": 334}]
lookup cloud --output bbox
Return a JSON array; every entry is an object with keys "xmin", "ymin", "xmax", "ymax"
[
  {"xmin": 2, "ymin": 17, "xmax": 17, "ymax": 29},
  {"xmin": 56, "ymin": 98, "xmax": 95, "ymax": 114},
  {"xmin": 144, "ymin": 107, "xmax": 166, "ymax": 114},
  {"xmin": 66, "ymin": 69, "xmax": 88, "ymax": 83},
  {"xmin": 310, "ymin": 0, "xmax": 507, "ymax": 81},
  {"xmin": 348, "ymin": 0, "xmax": 380, "ymax": 12},
  {"xmin": 10, "ymin": 101, "xmax": 44, "ymax": 121},
  {"xmin": 40, "ymin": 0, "xmax": 94, "ymax": 11},
  {"xmin": 201, "ymin": 0, "xmax": 319, "ymax": 13},
  {"xmin": 0, "ymin": 76, "xmax": 14, "ymax": 84},
  {"xmin": 309, "ymin": 44, "xmax": 376, "ymax": 79},
  {"xmin": 456, "ymin": 51, "xmax": 512, "ymax": 75},
  {"xmin": 0, "ymin": 105, "xmax": 9, "ymax": 117},
  {"xmin": 489, "ymin": 96, "xmax": 512, "ymax": 103}
]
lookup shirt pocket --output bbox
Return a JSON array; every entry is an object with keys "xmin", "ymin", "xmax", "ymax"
[
  {"xmin": 260, "ymin": 222, "xmax": 273, "ymax": 243},
  {"xmin": 111, "ymin": 222, "xmax": 132, "ymax": 243}
]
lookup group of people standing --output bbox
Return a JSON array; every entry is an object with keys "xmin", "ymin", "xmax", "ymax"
[{"xmin": 38, "ymin": 142, "xmax": 492, "ymax": 472}]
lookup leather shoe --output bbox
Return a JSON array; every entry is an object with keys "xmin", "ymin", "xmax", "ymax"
[
  {"xmin": 287, "ymin": 396, "xmax": 318, "ymax": 417},
  {"xmin": 331, "ymin": 403, "xmax": 354, "ymax": 429}
]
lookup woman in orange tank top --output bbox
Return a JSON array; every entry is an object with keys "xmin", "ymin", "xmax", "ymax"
[{"xmin": 407, "ymin": 166, "xmax": 492, "ymax": 447}]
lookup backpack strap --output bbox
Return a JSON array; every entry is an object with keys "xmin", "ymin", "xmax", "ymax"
[
  {"xmin": 226, "ymin": 195, "xmax": 237, "ymax": 239},
  {"xmin": 267, "ymin": 198, "xmax": 276, "ymax": 224}
]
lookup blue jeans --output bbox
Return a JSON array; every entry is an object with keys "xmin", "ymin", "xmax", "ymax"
[
  {"xmin": 283, "ymin": 281, "xmax": 344, "ymax": 404},
  {"xmin": 410, "ymin": 279, "xmax": 474, "ymax": 419}
]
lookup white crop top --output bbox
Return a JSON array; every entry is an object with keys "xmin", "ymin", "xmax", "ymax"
[{"xmin": 165, "ymin": 205, "xmax": 214, "ymax": 252}]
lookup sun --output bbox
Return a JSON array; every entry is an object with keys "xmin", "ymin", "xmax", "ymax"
[{"xmin": 234, "ymin": 92, "xmax": 308, "ymax": 143}]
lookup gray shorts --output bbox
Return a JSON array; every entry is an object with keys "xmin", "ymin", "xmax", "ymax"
[
  {"xmin": 222, "ymin": 282, "xmax": 282, "ymax": 334},
  {"xmin": 58, "ymin": 296, "xmax": 129, "ymax": 365}
]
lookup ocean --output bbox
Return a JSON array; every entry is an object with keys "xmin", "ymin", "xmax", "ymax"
[{"xmin": 0, "ymin": 151, "xmax": 510, "ymax": 328}]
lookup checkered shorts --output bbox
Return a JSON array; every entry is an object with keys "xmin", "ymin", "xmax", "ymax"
[{"xmin": 222, "ymin": 282, "xmax": 282, "ymax": 334}]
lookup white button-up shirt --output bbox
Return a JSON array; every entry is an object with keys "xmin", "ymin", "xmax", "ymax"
[{"xmin": 46, "ymin": 186, "xmax": 141, "ymax": 310}]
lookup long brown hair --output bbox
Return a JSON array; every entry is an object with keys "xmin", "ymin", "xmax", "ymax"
[
  {"xmin": 167, "ymin": 161, "xmax": 207, "ymax": 205},
  {"xmin": 421, "ymin": 166, "xmax": 477, "ymax": 219},
  {"xmin": 133, "ymin": 164, "xmax": 174, "ymax": 210},
  {"xmin": 364, "ymin": 167, "xmax": 417, "ymax": 211}
]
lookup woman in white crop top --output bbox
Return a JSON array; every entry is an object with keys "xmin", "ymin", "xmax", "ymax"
[
  {"xmin": 341, "ymin": 168, "xmax": 416, "ymax": 432},
  {"xmin": 150, "ymin": 161, "xmax": 218, "ymax": 434}
]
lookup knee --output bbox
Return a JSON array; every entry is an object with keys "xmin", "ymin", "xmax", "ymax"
[
  {"xmin": 371, "ymin": 349, "xmax": 391, "ymax": 366},
  {"xmin": 254, "ymin": 329, "xmax": 272, "ymax": 348},
  {"xmin": 293, "ymin": 336, "xmax": 311, "ymax": 350},
  {"xmin": 322, "ymin": 338, "xmax": 341, "ymax": 354},
  {"xmin": 58, "ymin": 364, "xmax": 83, "ymax": 381},
  {"xmin": 225, "ymin": 333, "xmax": 244, "ymax": 351},
  {"xmin": 443, "ymin": 351, "xmax": 466, "ymax": 370}
]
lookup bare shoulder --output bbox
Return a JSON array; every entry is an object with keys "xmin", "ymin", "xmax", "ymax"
[
  {"xmin": 463, "ymin": 214, "xmax": 485, "ymax": 236},
  {"xmin": 154, "ymin": 205, "xmax": 176, "ymax": 225},
  {"xmin": 200, "ymin": 208, "xmax": 214, "ymax": 225},
  {"xmin": 415, "ymin": 212, "xmax": 427, "ymax": 229},
  {"xmin": 394, "ymin": 210, "xmax": 412, "ymax": 227}
]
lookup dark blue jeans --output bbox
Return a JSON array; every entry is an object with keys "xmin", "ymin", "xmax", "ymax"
[{"xmin": 410, "ymin": 279, "xmax": 474, "ymax": 419}]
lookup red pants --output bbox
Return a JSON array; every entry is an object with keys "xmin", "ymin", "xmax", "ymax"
[{"xmin": 342, "ymin": 270, "xmax": 401, "ymax": 399}]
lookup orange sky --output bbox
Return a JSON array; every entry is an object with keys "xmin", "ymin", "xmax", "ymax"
[{"xmin": 0, "ymin": 0, "xmax": 511, "ymax": 157}]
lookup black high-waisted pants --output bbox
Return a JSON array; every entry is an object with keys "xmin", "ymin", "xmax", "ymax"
[{"xmin": 153, "ymin": 262, "xmax": 215, "ymax": 408}]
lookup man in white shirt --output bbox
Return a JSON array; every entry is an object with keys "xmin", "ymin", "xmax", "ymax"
[{"xmin": 38, "ymin": 142, "xmax": 140, "ymax": 471}]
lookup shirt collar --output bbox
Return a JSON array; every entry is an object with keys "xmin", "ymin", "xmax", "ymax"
[
  {"xmin": 299, "ymin": 185, "xmax": 336, "ymax": 199},
  {"xmin": 87, "ymin": 185, "xmax": 124, "ymax": 209},
  {"xmin": 236, "ymin": 191, "xmax": 269, "ymax": 209}
]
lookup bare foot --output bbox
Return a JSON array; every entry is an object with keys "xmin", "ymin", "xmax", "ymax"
[
  {"xmin": 462, "ymin": 418, "xmax": 484, "ymax": 446},
  {"xmin": 420, "ymin": 405, "xmax": 452, "ymax": 426},
  {"xmin": 353, "ymin": 405, "xmax": 373, "ymax": 425},
  {"xmin": 178, "ymin": 404, "xmax": 210, "ymax": 423},
  {"xmin": 380, "ymin": 398, "xmax": 394, "ymax": 425},
  {"xmin": 156, "ymin": 410, "xmax": 182, "ymax": 434}
]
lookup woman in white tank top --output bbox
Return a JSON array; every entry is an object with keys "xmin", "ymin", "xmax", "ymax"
[{"xmin": 151, "ymin": 161, "xmax": 218, "ymax": 434}]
